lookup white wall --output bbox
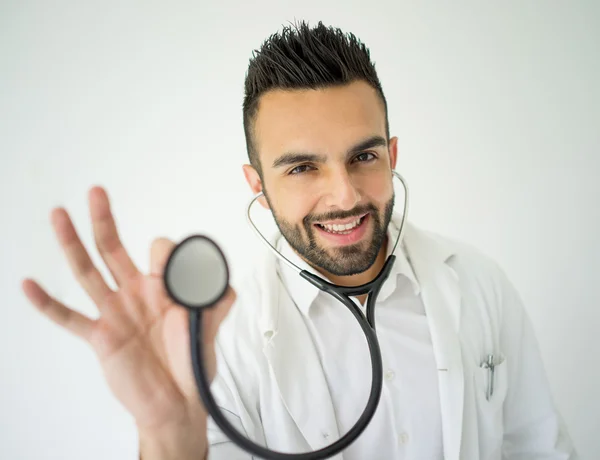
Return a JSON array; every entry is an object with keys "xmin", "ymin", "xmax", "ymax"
[{"xmin": 1, "ymin": 1, "xmax": 598, "ymax": 459}]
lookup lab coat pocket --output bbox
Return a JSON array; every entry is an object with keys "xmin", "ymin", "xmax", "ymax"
[{"xmin": 473, "ymin": 355, "xmax": 508, "ymax": 458}]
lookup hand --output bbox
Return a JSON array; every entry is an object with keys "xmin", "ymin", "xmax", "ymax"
[{"xmin": 21, "ymin": 186, "xmax": 236, "ymax": 433}]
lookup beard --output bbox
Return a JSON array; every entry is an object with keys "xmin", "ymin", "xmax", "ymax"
[{"xmin": 266, "ymin": 193, "xmax": 395, "ymax": 277}]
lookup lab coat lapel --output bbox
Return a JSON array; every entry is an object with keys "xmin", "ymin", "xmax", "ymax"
[
  {"xmin": 258, "ymin": 242, "xmax": 342, "ymax": 456},
  {"xmin": 403, "ymin": 224, "xmax": 465, "ymax": 460}
]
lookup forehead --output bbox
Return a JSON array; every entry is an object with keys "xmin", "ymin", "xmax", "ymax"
[{"xmin": 253, "ymin": 80, "xmax": 387, "ymax": 165}]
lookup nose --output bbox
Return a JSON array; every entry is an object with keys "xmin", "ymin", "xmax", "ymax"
[{"xmin": 323, "ymin": 168, "xmax": 361, "ymax": 211}]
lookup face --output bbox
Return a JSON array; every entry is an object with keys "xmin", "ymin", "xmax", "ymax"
[{"xmin": 243, "ymin": 80, "xmax": 398, "ymax": 276}]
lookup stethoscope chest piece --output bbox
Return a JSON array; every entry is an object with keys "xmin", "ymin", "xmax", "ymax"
[{"xmin": 163, "ymin": 235, "xmax": 230, "ymax": 310}]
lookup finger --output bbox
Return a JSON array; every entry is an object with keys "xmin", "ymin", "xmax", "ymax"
[
  {"xmin": 149, "ymin": 237, "xmax": 175, "ymax": 277},
  {"xmin": 51, "ymin": 207, "xmax": 113, "ymax": 309},
  {"xmin": 89, "ymin": 186, "xmax": 140, "ymax": 286},
  {"xmin": 141, "ymin": 239, "xmax": 176, "ymax": 317},
  {"xmin": 22, "ymin": 278, "xmax": 95, "ymax": 341}
]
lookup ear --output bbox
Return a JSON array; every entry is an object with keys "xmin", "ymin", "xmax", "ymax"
[
  {"xmin": 388, "ymin": 136, "xmax": 398, "ymax": 170},
  {"xmin": 242, "ymin": 164, "xmax": 270, "ymax": 209}
]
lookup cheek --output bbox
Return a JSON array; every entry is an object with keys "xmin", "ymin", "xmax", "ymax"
[
  {"xmin": 364, "ymin": 174, "xmax": 394, "ymax": 206},
  {"xmin": 272, "ymin": 188, "xmax": 319, "ymax": 225}
]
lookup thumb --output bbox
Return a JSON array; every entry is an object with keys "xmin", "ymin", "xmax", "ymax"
[
  {"xmin": 150, "ymin": 237, "xmax": 175, "ymax": 276},
  {"xmin": 202, "ymin": 286, "xmax": 237, "ymax": 345},
  {"xmin": 163, "ymin": 286, "xmax": 237, "ymax": 405}
]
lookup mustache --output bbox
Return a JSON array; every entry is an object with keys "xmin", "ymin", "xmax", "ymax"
[{"xmin": 304, "ymin": 203, "xmax": 378, "ymax": 226}]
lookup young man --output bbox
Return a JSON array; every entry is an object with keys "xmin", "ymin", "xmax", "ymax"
[{"xmin": 23, "ymin": 21, "xmax": 577, "ymax": 460}]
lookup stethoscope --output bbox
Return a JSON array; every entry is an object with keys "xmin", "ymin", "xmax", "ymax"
[{"xmin": 163, "ymin": 170, "xmax": 409, "ymax": 459}]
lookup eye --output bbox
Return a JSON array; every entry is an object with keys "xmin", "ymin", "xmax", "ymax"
[
  {"xmin": 289, "ymin": 164, "xmax": 314, "ymax": 175},
  {"xmin": 354, "ymin": 152, "xmax": 376, "ymax": 163}
]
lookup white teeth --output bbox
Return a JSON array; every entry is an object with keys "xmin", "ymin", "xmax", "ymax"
[{"xmin": 320, "ymin": 216, "xmax": 363, "ymax": 233}]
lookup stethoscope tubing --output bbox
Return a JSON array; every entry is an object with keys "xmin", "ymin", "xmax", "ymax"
[{"xmin": 189, "ymin": 170, "xmax": 409, "ymax": 459}]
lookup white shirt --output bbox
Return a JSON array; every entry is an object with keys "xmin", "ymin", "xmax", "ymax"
[{"xmin": 276, "ymin": 223, "xmax": 444, "ymax": 460}]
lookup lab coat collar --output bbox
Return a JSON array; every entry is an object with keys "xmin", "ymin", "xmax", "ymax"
[
  {"xmin": 276, "ymin": 211, "xmax": 421, "ymax": 317},
  {"xmin": 258, "ymin": 220, "xmax": 465, "ymax": 460}
]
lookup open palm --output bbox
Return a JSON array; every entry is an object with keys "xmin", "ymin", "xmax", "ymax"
[{"xmin": 22, "ymin": 186, "xmax": 235, "ymax": 432}]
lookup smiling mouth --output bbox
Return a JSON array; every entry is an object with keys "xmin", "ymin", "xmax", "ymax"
[{"xmin": 314, "ymin": 214, "xmax": 368, "ymax": 235}]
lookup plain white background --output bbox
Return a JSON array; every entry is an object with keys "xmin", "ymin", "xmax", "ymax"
[{"xmin": 1, "ymin": 1, "xmax": 598, "ymax": 459}]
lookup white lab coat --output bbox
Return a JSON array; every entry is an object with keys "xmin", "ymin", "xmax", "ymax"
[{"xmin": 206, "ymin": 217, "xmax": 577, "ymax": 459}]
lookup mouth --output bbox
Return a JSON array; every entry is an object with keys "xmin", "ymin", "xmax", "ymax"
[{"xmin": 313, "ymin": 213, "xmax": 370, "ymax": 245}]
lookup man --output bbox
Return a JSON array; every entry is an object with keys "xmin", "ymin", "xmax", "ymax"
[{"xmin": 22, "ymin": 21, "xmax": 576, "ymax": 459}]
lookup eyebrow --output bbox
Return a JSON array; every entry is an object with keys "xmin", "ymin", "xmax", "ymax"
[{"xmin": 271, "ymin": 135, "xmax": 388, "ymax": 169}]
